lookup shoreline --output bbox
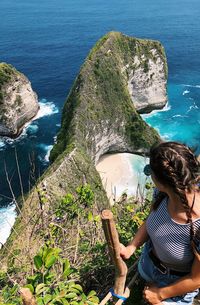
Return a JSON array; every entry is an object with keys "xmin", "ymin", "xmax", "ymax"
[
  {"xmin": 141, "ymin": 100, "xmax": 171, "ymax": 119},
  {"xmin": 96, "ymin": 153, "xmax": 149, "ymax": 204},
  {"xmin": 0, "ymin": 204, "xmax": 16, "ymax": 247},
  {"xmin": 16, "ymin": 105, "xmax": 41, "ymax": 138},
  {"xmin": 0, "ymin": 100, "xmax": 59, "ymax": 246},
  {"xmin": 0, "ymin": 105, "xmax": 40, "ymax": 139},
  {"xmin": 0, "ymin": 100, "xmax": 59, "ymax": 146}
]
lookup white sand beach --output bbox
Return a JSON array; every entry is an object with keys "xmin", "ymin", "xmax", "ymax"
[{"xmin": 96, "ymin": 153, "xmax": 149, "ymax": 204}]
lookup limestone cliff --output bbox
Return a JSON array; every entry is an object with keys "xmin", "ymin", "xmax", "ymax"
[
  {"xmin": 128, "ymin": 47, "xmax": 167, "ymax": 113},
  {"xmin": 0, "ymin": 63, "xmax": 39, "ymax": 137},
  {"xmin": 50, "ymin": 31, "xmax": 167, "ymax": 164},
  {"xmin": 0, "ymin": 32, "xmax": 167, "ymax": 272}
]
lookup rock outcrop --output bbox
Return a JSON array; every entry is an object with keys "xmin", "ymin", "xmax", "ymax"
[
  {"xmin": 0, "ymin": 32, "xmax": 168, "ymax": 271},
  {"xmin": 50, "ymin": 32, "xmax": 167, "ymax": 164},
  {"xmin": 128, "ymin": 47, "xmax": 167, "ymax": 113},
  {"xmin": 0, "ymin": 63, "xmax": 39, "ymax": 137}
]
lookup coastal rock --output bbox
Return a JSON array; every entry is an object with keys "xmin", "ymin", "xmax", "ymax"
[
  {"xmin": 128, "ymin": 48, "xmax": 167, "ymax": 113},
  {"xmin": 128, "ymin": 49, "xmax": 167, "ymax": 113},
  {"xmin": 50, "ymin": 32, "xmax": 167, "ymax": 164},
  {"xmin": 0, "ymin": 63, "xmax": 39, "ymax": 137},
  {"xmin": 0, "ymin": 32, "xmax": 168, "ymax": 271}
]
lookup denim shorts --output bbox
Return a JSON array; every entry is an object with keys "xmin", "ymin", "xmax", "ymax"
[{"xmin": 138, "ymin": 240, "xmax": 199, "ymax": 305}]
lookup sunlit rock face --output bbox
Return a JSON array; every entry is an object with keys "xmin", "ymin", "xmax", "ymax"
[{"xmin": 0, "ymin": 63, "xmax": 39, "ymax": 137}]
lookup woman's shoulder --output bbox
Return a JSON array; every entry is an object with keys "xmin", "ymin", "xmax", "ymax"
[
  {"xmin": 151, "ymin": 188, "xmax": 168, "ymax": 215},
  {"xmin": 153, "ymin": 187, "xmax": 159, "ymax": 199},
  {"xmin": 193, "ymin": 193, "xmax": 200, "ymax": 255},
  {"xmin": 193, "ymin": 191, "xmax": 200, "ymax": 219},
  {"xmin": 152, "ymin": 188, "xmax": 168, "ymax": 204}
]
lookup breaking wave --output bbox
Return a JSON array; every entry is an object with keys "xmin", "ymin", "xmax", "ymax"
[
  {"xmin": 0, "ymin": 204, "xmax": 16, "ymax": 247},
  {"xmin": 37, "ymin": 143, "xmax": 53, "ymax": 164},
  {"xmin": 183, "ymin": 90, "xmax": 190, "ymax": 95},
  {"xmin": 141, "ymin": 101, "xmax": 171, "ymax": 119},
  {"xmin": 0, "ymin": 99, "xmax": 59, "ymax": 149}
]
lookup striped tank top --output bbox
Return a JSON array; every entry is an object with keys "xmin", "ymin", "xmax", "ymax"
[{"xmin": 146, "ymin": 194, "xmax": 200, "ymax": 272}]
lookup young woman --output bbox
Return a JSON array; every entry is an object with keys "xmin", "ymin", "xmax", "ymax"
[{"xmin": 120, "ymin": 141, "xmax": 200, "ymax": 305}]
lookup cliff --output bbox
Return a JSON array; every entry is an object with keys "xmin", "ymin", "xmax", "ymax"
[
  {"xmin": 128, "ymin": 46, "xmax": 167, "ymax": 113},
  {"xmin": 0, "ymin": 63, "xmax": 39, "ymax": 137},
  {"xmin": 50, "ymin": 31, "xmax": 167, "ymax": 164},
  {"xmin": 0, "ymin": 32, "xmax": 167, "ymax": 276}
]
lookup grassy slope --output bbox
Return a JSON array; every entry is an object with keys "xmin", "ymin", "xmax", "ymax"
[
  {"xmin": 0, "ymin": 63, "xmax": 18, "ymax": 101},
  {"xmin": 50, "ymin": 31, "xmax": 166, "ymax": 162},
  {"xmin": 0, "ymin": 32, "xmax": 167, "ymax": 280}
]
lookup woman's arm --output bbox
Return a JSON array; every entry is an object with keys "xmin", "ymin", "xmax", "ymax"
[
  {"xmin": 120, "ymin": 189, "xmax": 157, "ymax": 259},
  {"xmin": 120, "ymin": 220, "xmax": 149, "ymax": 259},
  {"xmin": 144, "ymin": 256, "xmax": 200, "ymax": 304}
]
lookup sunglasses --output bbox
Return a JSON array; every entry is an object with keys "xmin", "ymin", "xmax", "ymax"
[{"xmin": 143, "ymin": 164, "xmax": 152, "ymax": 176}]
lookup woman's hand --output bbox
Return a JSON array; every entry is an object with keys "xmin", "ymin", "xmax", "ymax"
[
  {"xmin": 143, "ymin": 284, "xmax": 163, "ymax": 305},
  {"xmin": 119, "ymin": 243, "xmax": 136, "ymax": 259}
]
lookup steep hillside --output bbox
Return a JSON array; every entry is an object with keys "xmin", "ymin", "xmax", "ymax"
[
  {"xmin": 0, "ymin": 32, "xmax": 167, "ymax": 278},
  {"xmin": 50, "ymin": 31, "xmax": 167, "ymax": 164}
]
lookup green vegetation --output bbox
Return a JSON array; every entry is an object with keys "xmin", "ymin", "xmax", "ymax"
[
  {"xmin": 15, "ymin": 95, "xmax": 23, "ymax": 106},
  {"xmin": 0, "ymin": 62, "xmax": 40, "ymax": 136},
  {"xmin": 0, "ymin": 182, "xmax": 153, "ymax": 305},
  {"xmin": 0, "ymin": 63, "xmax": 16, "ymax": 102},
  {"xmin": 0, "ymin": 63, "xmax": 23, "ymax": 124},
  {"xmin": 125, "ymin": 114, "xmax": 159, "ymax": 149},
  {"xmin": 0, "ymin": 244, "xmax": 99, "ymax": 305},
  {"xmin": 0, "ymin": 32, "xmax": 167, "ymax": 304},
  {"xmin": 143, "ymin": 60, "xmax": 149, "ymax": 73},
  {"xmin": 0, "ymin": 63, "xmax": 14, "ymax": 87},
  {"xmin": 50, "ymin": 32, "xmax": 165, "ymax": 162}
]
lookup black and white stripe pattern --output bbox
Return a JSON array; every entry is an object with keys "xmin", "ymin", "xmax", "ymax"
[{"xmin": 146, "ymin": 193, "xmax": 200, "ymax": 272}]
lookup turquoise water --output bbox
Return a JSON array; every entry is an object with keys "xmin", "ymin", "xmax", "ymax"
[
  {"xmin": 143, "ymin": 83, "xmax": 200, "ymax": 153},
  {"xmin": 0, "ymin": 0, "xmax": 200, "ymax": 241}
]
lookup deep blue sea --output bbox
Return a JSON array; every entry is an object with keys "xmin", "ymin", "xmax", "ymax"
[{"xmin": 0, "ymin": 0, "xmax": 200, "ymax": 242}]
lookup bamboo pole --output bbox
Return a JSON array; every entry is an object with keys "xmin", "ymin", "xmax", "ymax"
[
  {"xmin": 20, "ymin": 288, "xmax": 37, "ymax": 305},
  {"xmin": 99, "ymin": 291, "xmax": 113, "ymax": 305},
  {"xmin": 101, "ymin": 209, "xmax": 128, "ymax": 296}
]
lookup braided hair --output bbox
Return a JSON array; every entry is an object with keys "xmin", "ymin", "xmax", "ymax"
[{"xmin": 150, "ymin": 141, "xmax": 200, "ymax": 243}]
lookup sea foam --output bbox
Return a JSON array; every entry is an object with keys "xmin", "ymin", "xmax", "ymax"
[
  {"xmin": 187, "ymin": 103, "xmax": 199, "ymax": 113},
  {"xmin": 141, "ymin": 101, "xmax": 171, "ymax": 119},
  {"xmin": 183, "ymin": 90, "xmax": 190, "ymax": 95},
  {"xmin": 0, "ymin": 99, "xmax": 59, "ymax": 148},
  {"xmin": 0, "ymin": 204, "xmax": 16, "ymax": 247},
  {"xmin": 182, "ymin": 84, "xmax": 200, "ymax": 89},
  {"xmin": 35, "ymin": 99, "xmax": 59, "ymax": 119},
  {"xmin": 172, "ymin": 114, "xmax": 188, "ymax": 118},
  {"xmin": 0, "ymin": 100, "xmax": 59, "ymax": 246},
  {"xmin": 38, "ymin": 143, "xmax": 53, "ymax": 164}
]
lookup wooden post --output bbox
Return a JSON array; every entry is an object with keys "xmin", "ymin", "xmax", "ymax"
[
  {"xmin": 20, "ymin": 288, "xmax": 37, "ymax": 305},
  {"xmin": 101, "ymin": 209, "xmax": 128, "ymax": 296}
]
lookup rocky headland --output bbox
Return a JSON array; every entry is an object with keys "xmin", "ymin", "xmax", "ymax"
[
  {"xmin": 128, "ymin": 47, "xmax": 167, "ymax": 113},
  {"xmin": 50, "ymin": 31, "xmax": 167, "ymax": 164},
  {"xmin": 0, "ymin": 63, "xmax": 39, "ymax": 137},
  {"xmin": 0, "ymin": 32, "xmax": 167, "ymax": 275}
]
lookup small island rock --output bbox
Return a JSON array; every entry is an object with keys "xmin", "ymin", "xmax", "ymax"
[{"xmin": 0, "ymin": 63, "xmax": 39, "ymax": 137}]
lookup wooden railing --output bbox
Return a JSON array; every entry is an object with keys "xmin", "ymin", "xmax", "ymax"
[{"xmin": 20, "ymin": 209, "xmax": 138, "ymax": 305}]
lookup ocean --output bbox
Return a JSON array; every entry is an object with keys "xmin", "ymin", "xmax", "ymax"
[{"xmin": 0, "ymin": 0, "xmax": 200, "ymax": 243}]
